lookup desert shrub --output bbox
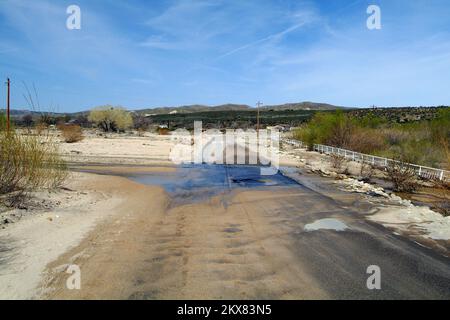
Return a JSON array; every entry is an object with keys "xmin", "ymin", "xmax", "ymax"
[
  {"xmin": 35, "ymin": 123, "xmax": 48, "ymax": 136},
  {"xmin": 0, "ymin": 122, "xmax": 67, "ymax": 207},
  {"xmin": 386, "ymin": 158, "xmax": 419, "ymax": 193},
  {"xmin": 359, "ymin": 113, "xmax": 387, "ymax": 128},
  {"xmin": 158, "ymin": 127, "xmax": 170, "ymax": 135},
  {"xmin": 381, "ymin": 128, "xmax": 408, "ymax": 146},
  {"xmin": 293, "ymin": 111, "xmax": 351, "ymax": 150},
  {"xmin": 88, "ymin": 105, "xmax": 133, "ymax": 132},
  {"xmin": 293, "ymin": 111, "xmax": 371, "ymax": 150},
  {"xmin": 430, "ymin": 108, "xmax": 450, "ymax": 169},
  {"xmin": 21, "ymin": 114, "xmax": 34, "ymax": 128},
  {"xmin": 293, "ymin": 125, "xmax": 318, "ymax": 151},
  {"xmin": 73, "ymin": 114, "xmax": 91, "ymax": 127},
  {"xmin": 359, "ymin": 160, "xmax": 375, "ymax": 182},
  {"xmin": 294, "ymin": 108, "xmax": 450, "ymax": 171},
  {"xmin": 137, "ymin": 127, "xmax": 146, "ymax": 137},
  {"xmin": 59, "ymin": 124, "xmax": 84, "ymax": 143},
  {"xmin": 325, "ymin": 112, "xmax": 354, "ymax": 147},
  {"xmin": 379, "ymin": 127, "xmax": 444, "ymax": 168},
  {"xmin": 133, "ymin": 113, "xmax": 151, "ymax": 131},
  {"xmin": 430, "ymin": 176, "xmax": 450, "ymax": 216},
  {"xmin": 346, "ymin": 128, "xmax": 385, "ymax": 154},
  {"xmin": 330, "ymin": 154, "xmax": 346, "ymax": 171}
]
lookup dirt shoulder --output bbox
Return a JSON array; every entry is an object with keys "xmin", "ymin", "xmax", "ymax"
[{"xmin": 0, "ymin": 170, "xmax": 168, "ymax": 299}]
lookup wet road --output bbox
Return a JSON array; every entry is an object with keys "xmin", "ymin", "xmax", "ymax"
[
  {"xmin": 49, "ymin": 164, "xmax": 450, "ymax": 299},
  {"xmin": 128, "ymin": 164, "xmax": 297, "ymax": 206}
]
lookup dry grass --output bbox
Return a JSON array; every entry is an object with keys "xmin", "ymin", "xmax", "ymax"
[
  {"xmin": 59, "ymin": 124, "xmax": 84, "ymax": 143},
  {"xmin": 346, "ymin": 128, "xmax": 386, "ymax": 154},
  {"xmin": 0, "ymin": 128, "xmax": 68, "ymax": 208},
  {"xmin": 35, "ymin": 123, "xmax": 47, "ymax": 136},
  {"xmin": 158, "ymin": 128, "xmax": 170, "ymax": 135}
]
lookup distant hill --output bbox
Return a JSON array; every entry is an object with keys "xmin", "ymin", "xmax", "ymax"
[
  {"xmin": 1, "ymin": 102, "xmax": 345, "ymax": 117},
  {"xmin": 262, "ymin": 102, "xmax": 345, "ymax": 111},
  {"xmin": 136, "ymin": 101, "xmax": 345, "ymax": 115},
  {"xmin": 0, "ymin": 109, "xmax": 63, "ymax": 117},
  {"xmin": 0, "ymin": 109, "xmax": 34, "ymax": 116},
  {"xmin": 136, "ymin": 104, "xmax": 251, "ymax": 115}
]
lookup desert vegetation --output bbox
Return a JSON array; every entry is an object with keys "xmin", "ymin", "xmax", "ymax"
[
  {"xmin": 294, "ymin": 108, "xmax": 450, "ymax": 170},
  {"xmin": 0, "ymin": 113, "xmax": 67, "ymax": 208},
  {"xmin": 88, "ymin": 105, "xmax": 133, "ymax": 132},
  {"xmin": 58, "ymin": 124, "xmax": 84, "ymax": 143}
]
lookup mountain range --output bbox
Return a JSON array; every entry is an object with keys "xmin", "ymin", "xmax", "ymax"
[
  {"xmin": 1, "ymin": 101, "xmax": 346, "ymax": 117},
  {"xmin": 135, "ymin": 101, "xmax": 345, "ymax": 115}
]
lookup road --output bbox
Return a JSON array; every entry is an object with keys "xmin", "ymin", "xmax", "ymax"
[{"xmin": 44, "ymin": 164, "xmax": 450, "ymax": 299}]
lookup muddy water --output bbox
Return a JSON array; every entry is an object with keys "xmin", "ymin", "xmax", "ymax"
[{"xmin": 127, "ymin": 164, "xmax": 300, "ymax": 206}]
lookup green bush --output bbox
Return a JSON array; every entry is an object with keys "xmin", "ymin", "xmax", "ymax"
[
  {"xmin": 88, "ymin": 105, "xmax": 133, "ymax": 132},
  {"xmin": 293, "ymin": 109, "xmax": 450, "ymax": 169}
]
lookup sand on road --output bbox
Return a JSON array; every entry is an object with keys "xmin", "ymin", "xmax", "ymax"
[{"xmin": 42, "ymin": 167, "xmax": 450, "ymax": 300}]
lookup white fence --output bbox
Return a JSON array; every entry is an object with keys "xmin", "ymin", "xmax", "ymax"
[{"xmin": 283, "ymin": 139, "xmax": 449, "ymax": 182}]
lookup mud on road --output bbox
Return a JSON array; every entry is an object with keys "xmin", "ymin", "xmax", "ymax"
[{"xmin": 42, "ymin": 165, "xmax": 450, "ymax": 299}]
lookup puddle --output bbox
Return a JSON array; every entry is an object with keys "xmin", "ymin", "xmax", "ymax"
[
  {"xmin": 127, "ymin": 164, "xmax": 301, "ymax": 205},
  {"xmin": 223, "ymin": 227, "xmax": 242, "ymax": 233},
  {"xmin": 304, "ymin": 218, "xmax": 349, "ymax": 232}
]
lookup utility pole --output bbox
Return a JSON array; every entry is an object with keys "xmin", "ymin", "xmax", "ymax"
[{"xmin": 6, "ymin": 78, "xmax": 10, "ymax": 131}]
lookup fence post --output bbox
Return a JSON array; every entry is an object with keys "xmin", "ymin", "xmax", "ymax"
[
  {"xmin": 372, "ymin": 156, "xmax": 375, "ymax": 165},
  {"xmin": 440, "ymin": 170, "xmax": 444, "ymax": 181}
]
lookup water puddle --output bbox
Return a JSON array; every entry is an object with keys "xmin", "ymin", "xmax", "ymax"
[
  {"xmin": 127, "ymin": 164, "xmax": 300, "ymax": 204},
  {"xmin": 304, "ymin": 218, "xmax": 349, "ymax": 232}
]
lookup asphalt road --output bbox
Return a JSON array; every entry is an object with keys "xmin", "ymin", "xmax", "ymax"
[{"xmin": 49, "ymin": 164, "xmax": 450, "ymax": 299}]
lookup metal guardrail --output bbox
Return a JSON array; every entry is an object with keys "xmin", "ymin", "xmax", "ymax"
[
  {"xmin": 282, "ymin": 139, "xmax": 449, "ymax": 182},
  {"xmin": 283, "ymin": 139, "xmax": 303, "ymax": 148}
]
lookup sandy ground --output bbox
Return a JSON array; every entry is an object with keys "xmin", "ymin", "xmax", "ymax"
[
  {"xmin": 0, "ymin": 170, "xmax": 167, "ymax": 299},
  {"xmin": 0, "ymin": 131, "xmax": 448, "ymax": 299},
  {"xmin": 43, "ymin": 188, "xmax": 328, "ymax": 299},
  {"xmin": 59, "ymin": 133, "xmax": 175, "ymax": 165}
]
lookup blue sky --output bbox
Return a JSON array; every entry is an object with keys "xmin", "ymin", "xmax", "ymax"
[{"xmin": 0, "ymin": 0, "xmax": 450, "ymax": 112}]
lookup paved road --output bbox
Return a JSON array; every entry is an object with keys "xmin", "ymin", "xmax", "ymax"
[{"xmin": 48, "ymin": 165, "xmax": 450, "ymax": 299}]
